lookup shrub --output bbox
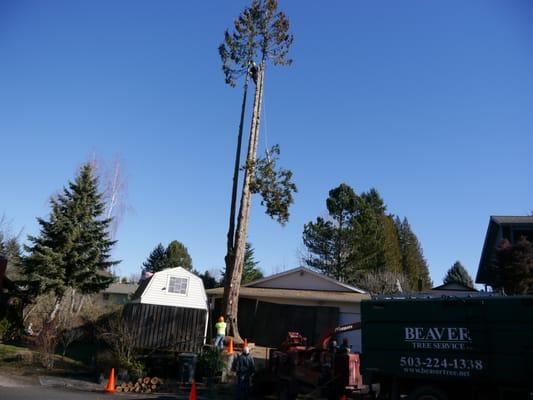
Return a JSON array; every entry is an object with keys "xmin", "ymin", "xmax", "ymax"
[{"xmin": 196, "ymin": 346, "xmax": 225, "ymax": 380}]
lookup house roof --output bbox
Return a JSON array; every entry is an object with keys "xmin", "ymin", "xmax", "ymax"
[
  {"xmin": 103, "ymin": 283, "xmax": 139, "ymax": 295},
  {"xmin": 244, "ymin": 266, "xmax": 366, "ymax": 293},
  {"xmin": 206, "ymin": 286, "xmax": 369, "ymax": 303},
  {"xmin": 431, "ymin": 282, "xmax": 477, "ymax": 292},
  {"xmin": 476, "ymin": 215, "xmax": 533, "ymax": 285},
  {"xmin": 490, "ymin": 216, "xmax": 533, "ymax": 224}
]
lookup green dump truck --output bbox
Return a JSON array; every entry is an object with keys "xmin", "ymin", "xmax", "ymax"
[{"xmin": 361, "ymin": 296, "xmax": 533, "ymax": 400}]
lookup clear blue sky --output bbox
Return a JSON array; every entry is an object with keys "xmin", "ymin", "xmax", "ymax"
[{"xmin": 1, "ymin": 1, "xmax": 532, "ymax": 285}]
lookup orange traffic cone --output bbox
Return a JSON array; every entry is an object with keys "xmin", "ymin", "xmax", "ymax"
[
  {"xmin": 243, "ymin": 338, "xmax": 248, "ymax": 348},
  {"xmin": 227, "ymin": 338, "xmax": 234, "ymax": 354},
  {"xmin": 104, "ymin": 367, "xmax": 115, "ymax": 393},
  {"xmin": 188, "ymin": 380, "xmax": 197, "ymax": 400}
]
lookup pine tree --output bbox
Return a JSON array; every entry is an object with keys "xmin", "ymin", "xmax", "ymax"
[
  {"xmin": 142, "ymin": 243, "xmax": 167, "ymax": 273},
  {"xmin": 395, "ymin": 217, "xmax": 432, "ymax": 291},
  {"xmin": 303, "ymin": 183, "xmax": 360, "ymax": 282},
  {"xmin": 443, "ymin": 261, "xmax": 474, "ymax": 288},
  {"xmin": 22, "ymin": 164, "xmax": 118, "ymax": 321},
  {"xmin": 221, "ymin": 0, "xmax": 295, "ymax": 340},
  {"xmin": 166, "ymin": 240, "xmax": 193, "ymax": 270},
  {"xmin": 220, "ymin": 242, "xmax": 263, "ymax": 285},
  {"xmin": 241, "ymin": 242, "xmax": 263, "ymax": 284}
]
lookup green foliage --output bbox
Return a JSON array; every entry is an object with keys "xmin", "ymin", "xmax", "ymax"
[
  {"xmin": 221, "ymin": 243, "xmax": 263, "ymax": 285},
  {"xmin": 250, "ymin": 145, "xmax": 297, "ymax": 225},
  {"xmin": 196, "ymin": 346, "xmax": 225, "ymax": 379},
  {"xmin": 142, "ymin": 243, "xmax": 167, "ymax": 273},
  {"xmin": 0, "ymin": 319, "xmax": 12, "ymax": 342},
  {"xmin": 219, "ymin": 0, "xmax": 293, "ymax": 87},
  {"xmin": 21, "ymin": 164, "xmax": 118, "ymax": 300},
  {"xmin": 303, "ymin": 184, "xmax": 432, "ymax": 291},
  {"xmin": 493, "ymin": 237, "xmax": 533, "ymax": 294},
  {"xmin": 395, "ymin": 217, "xmax": 432, "ymax": 291},
  {"xmin": 166, "ymin": 240, "xmax": 193, "ymax": 270},
  {"xmin": 443, "ymin": 261, "xmax": 474, "ymax": 288},
  {"xmin": 142, "ymin": 240, "xmax": 193, "ymax": 273},
  {"xmin": 242, "ymin": 242, "xmax": 264, "ymax": 284},
  {"xmin": 194, "ymin": 270, "xmax": 219, "ymax": 290}
]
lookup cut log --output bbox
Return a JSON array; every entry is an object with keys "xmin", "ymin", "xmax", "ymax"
[
  {"xmin": 146, "ymin": 388, "xmax": 152, "ymax": 393},
  {"xmin": 143, "ymin": 377, "xmax": 151, "ymax": 384},
  {"xmin": 123, "ymin": 387, "xmax": 129, "ymax": 393},
  {"xmin": 151, "ymin": 384, "xmax": 157, "ymax": 390},
  {"xmin": 115, "ymin": 387, "xmax": 122, "ymax": 392}
]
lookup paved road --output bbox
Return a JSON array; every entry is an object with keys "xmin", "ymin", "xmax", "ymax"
[{"xmin": 0, "ymin": 385, "xmax": 213, "ymax": 399}]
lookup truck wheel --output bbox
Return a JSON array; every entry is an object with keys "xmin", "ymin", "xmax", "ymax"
[{"xmin": 408, "ymin": 386, "xmax": 448, "ymax": 400}]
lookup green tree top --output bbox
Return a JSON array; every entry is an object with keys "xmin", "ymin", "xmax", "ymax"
[
  {"xmin": 166, "ymin": 240, "xmax": 193, "ymax": 270},
  {"xmin": 142, "ymin": 243, "xmax": 167, "ymax": 273},
  {"xmin": 22, "ymin": 163, "xmax": 119, "ymax": 303},
  {"xmin": 142, "ymin": 240, "xmax": 193, "ymax": 273},
  {"xmin": 443, "ymin": 261, "xmax": 474, "ymax": 288}
]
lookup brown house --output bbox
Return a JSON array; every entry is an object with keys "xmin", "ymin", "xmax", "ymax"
[{"xmin": 476, "ymin": 216, "xmax": 533, "ymax": 290}]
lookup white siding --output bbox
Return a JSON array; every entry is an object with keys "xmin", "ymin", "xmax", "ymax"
[
  {"xmin": 250, "ymin": 270, "xmax": 350, "ymax": 292},
  {"xmin": 338, "ymin": 306, "xmax": 362, "ymax": 353},
  {"xmin": 140, "ymin": 267, "xmax": 207, "ymax": 310}
]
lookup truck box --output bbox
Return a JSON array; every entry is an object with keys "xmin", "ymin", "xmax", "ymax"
[{"xmin": 361, "ymin": 296, "xmax": 533, "ymax": 391}]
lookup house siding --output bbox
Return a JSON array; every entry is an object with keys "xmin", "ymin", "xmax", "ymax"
[{"xmin": 140, "ymin": 267, "xmax": 207, "ymax": 310}]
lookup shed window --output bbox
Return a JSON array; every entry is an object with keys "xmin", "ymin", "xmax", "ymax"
[{"xmin": 168, "ymin": 277, "xmax": 188, "ymax": 294}]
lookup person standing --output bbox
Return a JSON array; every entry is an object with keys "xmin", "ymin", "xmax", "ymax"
[
  {"xmin": 214, "ymin": 316, "xmax": 227, "ymax": 350},
  {"xmin": 232, "ymin": 346, "xmax": 255, "ymax": 400}
]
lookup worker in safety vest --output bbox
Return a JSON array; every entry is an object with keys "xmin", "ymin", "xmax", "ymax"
[{"xmin": 214, "ymin": 316, "xmax": 227, "ymax": 349}]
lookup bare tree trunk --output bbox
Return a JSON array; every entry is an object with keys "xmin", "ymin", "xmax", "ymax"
[
  {"xmin": 224, "ymin": 75, "xmax": 250, "ymax": 275},
  {"xmin": 48, "ymin": 295, "xmax": 63, "ymax": 323},
  {"xmin": 223, "ymin": 63, "xmax": 265, "ymax": 341}
]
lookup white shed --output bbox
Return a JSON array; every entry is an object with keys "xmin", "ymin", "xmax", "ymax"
[{"xmin": 124, "ymin": 267, "xmax": 209, "ymax": 352}]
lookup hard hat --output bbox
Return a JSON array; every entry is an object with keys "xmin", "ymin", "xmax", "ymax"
[{"xmin": 243, "ymin": 346, "xmax": 250, "ymax": 355}]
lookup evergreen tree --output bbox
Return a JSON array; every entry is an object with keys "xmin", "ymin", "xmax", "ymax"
[
  {"xmin": 0, "ymin": 226, "xmax": 22, "ymax": 280},
  {"xmin": 220, "ymin": 242, "xmax": 263, "ymax": 285},
  {"xmin": 303, "ymin": 183, "xmax": 360, "ymax": 282},
  {"xmin": 166, "ymin": 240, "xmax": 193, "ymax": 270},
  {"xmin": 221, "ymin": 0, "xmax": 295, "ymax": 340},
  {"xmin": 22, "ymin": 164, "xmax": 118, "ymax": 321},
  {"xmin": 241, "ymin": 242, "xmax": 263, "ymax": 284},
  {"xmin": 194, "ymin": 270, "xmax": 219, "ymax": 290},
  {"xmin": 395, "ymin": 217, "xmax": 432, "ymax": 291},
  {"xmin": 443, "ymin": 261, "xmax": 474, "ymax": 288},
  {"xmin": 493, "ymin": 237, "xmax": 533, "ymax": 294},
  {"xmin": 142, "ymin": 243, "xmax": 167, "ymax": 273}
]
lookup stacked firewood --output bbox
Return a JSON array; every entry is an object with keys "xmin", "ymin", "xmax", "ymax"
[{"xmin": 115, "ymin": 377, "xmax": 164, "ymax": 393}]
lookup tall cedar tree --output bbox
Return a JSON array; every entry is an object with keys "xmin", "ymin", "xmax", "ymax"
[
  {"xmin": 443, "ymin": 261, "xmax": 474, "ymax": 288},
  {"xmin": 493, "ymin": 237, "xmax": 533, "ymax": 294},
  {"xmin": 166, "ymin": 240, "xmax": 193, "ymax": 270},
  {"xmin": 221, "ymin": 0, "xmax": 295, "ymax": 340},
  {"xmin": 395, "ymin": 217, "xmax": 432, "ymax": 290},
  {"xmin": 22, "ymin": 164, "xmax": 118, "ymax": 321},
  {"xmin": 143, "ymin": 241, "xmax": 193, "ymax": 273},
  {"xmin": 220, "ymin": 242, "xmax": 264, "ymax": 285},
  {"xmin": 142, "ymin": 243, "xmax": 167, "ymax": 273}
]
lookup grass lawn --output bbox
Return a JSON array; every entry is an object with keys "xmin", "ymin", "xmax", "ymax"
[{"xmin": 0, "ymin": 342, "xmax": 90, "ymax": 376}]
